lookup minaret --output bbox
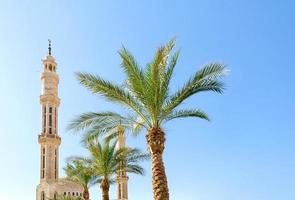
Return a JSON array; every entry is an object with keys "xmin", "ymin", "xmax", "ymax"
[
  {"xmin": 36, "ymin": 41, "xmax": 84, "ymax": 200},
  {"xmin": 117, "ymin": 126, "xmax": 129, "ymax": 200},
  {"xmin": 38, "ymin": 40, "xmax": 61, "ymax": 183}
]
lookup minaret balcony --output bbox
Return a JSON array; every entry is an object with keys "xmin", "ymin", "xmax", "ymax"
[
  {"xmin": 40, "ymin": 95, "xmax": 60, "ymax": 105},
  {"xmin": 38, "ymin": 134, "xmax": 61, "ymax": 145}
]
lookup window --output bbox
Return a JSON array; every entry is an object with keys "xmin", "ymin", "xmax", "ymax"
[
  {"xmin": 49, "ymin": 64, "xmax": 52, "ymax": 71},
  {"xmin": 49, "ymin": 115, "xmax": 52, "ymax": 127},
  {"xmin": 41, "ymin": 148, "xmax": 45, "ymax": 179},
  {"xmin": 55, "ymin": 108, "xmax": 57, "ymax": 130},
  {"xmin": 64, "ymin": 192, "xmax": 66, "ymax": 196},
  {"xmin": 41, "ymin": 191, "xmax": 45, "ymax": 200},
  {"xmin": 43, "ymin": 106, "xmax": 46, "ymax": 133},
  {"xmin": 48, "ymin": 106, "xmax": 53, "ymax": 134},
  {"xmin": 54, "ymin": 149, "xmax": 57, "ymax": 179},
  {"xmin": 54, "ymin": 192, "xmax": 57, "ymax": 199},
  {"xmin": 72, "ymin": 192, "xmax": 75, "ymax": 196}
]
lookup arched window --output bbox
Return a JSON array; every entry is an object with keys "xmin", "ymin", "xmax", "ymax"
[
  {"xmin": 49, "ymin": 64, "xmax": 52, "ymax": 71},
  {"xmin": 48, "ymin": 106, "xmax": 53, "ymax": 134},
  {"xmin": 43, "ymin": 106, "xmax": 46, "ymax": 133},
  {"xmin": 55, "ymin": 107, "xmax": 57, "ymax": 130},
  {"xmin": 41, "ymin": 191, "xmax": 45, "ymax": 200},
  {"xmin": 54, "ymin": 192, "xmax": 58, "ymax": 199},
  {"xmin": 72, "ymin": 192, "xmax": 75, "ymax": 196},
  {"xmin": 41, "ymin": 148, "xmax": 45, "ymax": 179},
  {"xmin": 63, "ymin": 192, "xmax": 66, "ymax": 196},
  {"xmin": 54, "ymin": 149, "xmax": 57, "ymax": 179}
]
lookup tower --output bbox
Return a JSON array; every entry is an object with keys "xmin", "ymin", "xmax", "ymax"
[
  {"xmin": 38, "ymin": 40, "xmax": 61, "ymax": 183},
  {"xmin": 117, "ymin": 126, "xmax": 129, "ymax": 200},
  {"xmin": 36, "ymin": 41, "xmax": 83, "ymax": 200}
]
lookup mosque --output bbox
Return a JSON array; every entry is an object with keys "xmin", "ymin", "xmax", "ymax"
[{"xmin": 36, "ymin": 41, "xmax": 128, "ymax": 200}]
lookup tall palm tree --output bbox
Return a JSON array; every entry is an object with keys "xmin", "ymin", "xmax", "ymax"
[
  {"xmin": 64, "ymin": 159, "xmax": 97, "ymax": 200},
  {"xmin": 71, "ymin": 38, "xmax": 227, "ymax": 200},
  {"xmin": 81, "ymin": 140, "xmax": 149, "ymax": 200}
]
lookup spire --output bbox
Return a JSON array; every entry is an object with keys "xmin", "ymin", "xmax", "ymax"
[{"xmin": 48, "ymin": 39, "xmax": 52, "ymax": 55}]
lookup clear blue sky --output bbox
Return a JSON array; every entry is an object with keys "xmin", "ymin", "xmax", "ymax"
[{"xmin": 0, "ymin": 1, "xmax": 294, "ymax": 200}]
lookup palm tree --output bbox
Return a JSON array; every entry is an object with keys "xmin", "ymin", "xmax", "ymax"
[
  {"xmin": 73, "ymin": 121, "xmax": 136, "ymax": 200},
  {"xmin": 71, "ymin": 38, "xmax": 227, "ymax": 200},
  {"xmin": 64, "ymin": 159, "xmax": 98, "ymax": 200},
  {"xmin": 81, "ymin": 140, "xmax": 148, "ymax": 200}
]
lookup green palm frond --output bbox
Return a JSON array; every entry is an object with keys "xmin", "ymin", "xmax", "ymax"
[
  {"xmin": 64, "ymin": 157, "xmax": 98, "ymax": 189},
  {"xmin": 125, "ymin": 164, "xmax": 145, "ymax": 175},
  {"xmin": 159, "ymin": 49, "xmax": 180, "ymax": 106},
  {"xmin": 116, "ymin": 147, "xmax": 149, "ymax": 162},
  {"xmin": 82, "ymin": 140, "xmax": 147, "ymax": 182},
  {"xmin": 68, "ymin": 111, "xmax": 148, "ymax": 145},
  {"xmin": 163, "ymin": 109, "xmax": 210, "ymax": 123},
  {"xmin": 163, "ymin": 63, "xmax": 227, "ymax": 115},
  {"xmin": 132, "ymin": 115, "xmax": 145, "ymax": 136},
  {"xmin": 118, "ymin": 47, "xmax": 147, "ymax": 102},
  {"xmin": 76, "ymin": 72, "xmax": 150, "ymax": 124},
  {"xmin": 143, "ymin": 38, "xmax": 177, "ymax": 124},
  {"xmin": 68, "ymin": 112, "xmax": 125, "ymax": 132}
]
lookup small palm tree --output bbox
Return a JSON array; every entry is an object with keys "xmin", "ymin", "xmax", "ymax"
[
  {"xmin": 64, "ymin": 159, "xmax": 98, "ymax": 200},
  {"xmin": 80, "ymin": 140, "xmax": 148, "ymax": 200},
  {"xmin": 71, "ymin": 38, "xmax": 227, "ymax": 200}
]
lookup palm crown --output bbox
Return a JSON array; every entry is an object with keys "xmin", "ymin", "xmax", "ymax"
[
  {"xmin": 86, "ymin": 140, "xmax": 148, "ymax": 179},
  {"xmin": 78, "ymin": 140, "xmax": 148, "ymax": 200},
  {"xmin": 64, "ymin": 159, "xmax": 97, "ymax": 200},
  {"xmin": 72, "ymin": 38, "xmax": 226, "ymax": 133},
  {"xmin": 64, "ymin": 159, "xmax": 97, "ymax": 189}
]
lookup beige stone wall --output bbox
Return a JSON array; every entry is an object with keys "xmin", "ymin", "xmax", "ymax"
[{"xmin": 36, "ymin": 180, "xmax": 84, "ymax": 200}]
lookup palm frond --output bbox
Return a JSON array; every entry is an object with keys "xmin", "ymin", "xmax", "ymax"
[
  {"xmin": 76, "ymin": 72, "xmax": 150, "ymax": 124},
  {"xmin": 159, "ymin": 49, "xmax": 180, "ymax": 107},
  {"xmin": 67, "ymin": 112, "xmax": 125, "ymax": 132},
  {"xmin": 118, "ymin": 47, "xmax": 147, "ymax": 102},
  {"xmin": 163, "ymin": 109, "xmax": 210, "ymax": 123},
  {"xmin": 143, "ymin": 38, "xmax": 177, "ymax": 124},
  {"xmin": 163, "ymin": 63, "xmax": 227, "ymax": 115},
  {"xmin": 125, "ymin": 164, "xmax": 145, "ymax": 175},
  {"xmin": 64, "ymin": 157, "xmax": 98, "ymax": 189}
]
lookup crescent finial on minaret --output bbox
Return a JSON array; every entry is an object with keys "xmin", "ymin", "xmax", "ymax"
[{"xmin": 48, "ymin": 39, "xmax": 52, "ymax": 55}]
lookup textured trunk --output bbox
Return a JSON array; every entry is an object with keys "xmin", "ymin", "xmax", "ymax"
[
  {"xmin": 83, "ymin": 188, "xmax": 89, "ymax": 200},
  {"xmin": 100, "ymin": 178, "xmax": 110, "ymax": 200},
  {"xmin": 146, "ymin": 127, "xmax": 169, "ymax": 200}
]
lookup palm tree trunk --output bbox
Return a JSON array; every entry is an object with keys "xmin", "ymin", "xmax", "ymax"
[
  {"xmin": 83, "ymin": 188, "xmax": 89, "ymax": 200},
  {"xmin": 146, "ymin": 127, "xmax": 169, "ymax": 200},
  {"xmin": 100, "ymin": 178, "xmax": 110, "ymax": 200}
]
